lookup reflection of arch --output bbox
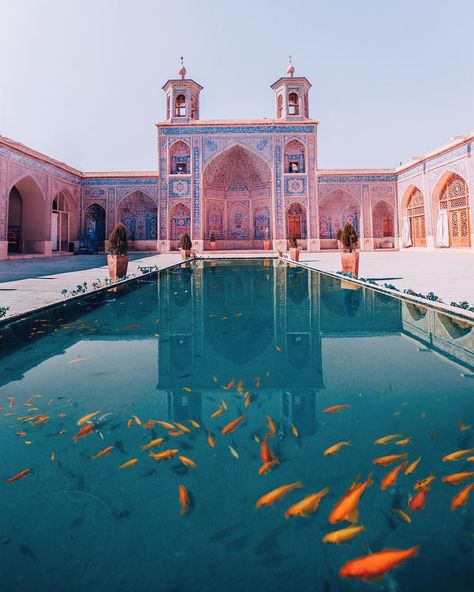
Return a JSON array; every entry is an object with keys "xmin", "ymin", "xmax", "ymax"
[
  {"xmin": 7, "ymin": 175, "xmax": 47, "ymax": 254},
  {"xmin": 405, "ymin": 302, "xmax": 427, "ymax": 321},
  {"xmin": 372, "ymin": 200, "xmax": 394, "ymax": 241},
  {"xmin": 169, "ymin": 140, "xmax": 190, "ymax": 174},
  {"xmin": 84, "ymin": 203, "xmax": 106, "ymax": 250},
  {"xmin": 319, "ymin": 189, "xmax": 360, "ymax": 242},
  {"xmin": 284, "ymin": 139, "xmax": 305, "ymax": 173},
  {"xmin": 169, "ymin": 203, "xmax": 190, "ymax": 240},
  {"xmin": 118, "ymin": 190, "xmax": 157, "ymax": 244},
  {"xmin": 286, "ymin": 202, "xmax": 307, "ymax": 239},
  {"xmin": 436, "ymin": 172, "xmax": 471, "ymax": 248},
  {"xmin": 52, "ymin": 189, "xmax": 71, "ymax": 252},
  {"xmin": 287, "ymin": 334, "xmax": 310, "ymax": 369},
  {"xmin": 438, "ymin": 313, "xmax": 473, "ymax": 339},
  {"xmin": 405, "ymin": 187, "xmax": 426, "ymax": 247},
  {"xmin": 287, "ymin": 267, "xmax": 308, "ymax": 304}
]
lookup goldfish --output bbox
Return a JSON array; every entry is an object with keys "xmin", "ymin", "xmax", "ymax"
[
  {"xmin": 322, "ymin": 404, "xmax": 349, "ymax": 414},
  {"xmin": 265, "ymin": 415, "xmax": 276, "ymax": 436},
  {"xmin": 207, "ymin": 430, "xmax": 216, "ymax": 448},
  {"xmin": 374, "ymin": 433, "xmax": 403, "ymax": 445},
  {"xmin": 323, "ymin": 524, "xmax": 365, "ymax": 544},
  {"xmin": 6, "ymin": 468, "xmax": 31, "ymax": 483},
  {"xmin": 179, "ymin": 455, "xmax": 197, "ymax": 468},
  {"xmin": 211, "ymin": 406, "xmax": 225, "ymax": 419},
  {"xmin": 284, "ymin": 487, "xmax": 329, "ymax": 519},
  {"xmin": 17, "ymin": 431, "xmax": 26, "ymax": 437},
  {"xmin": 260, "ymin": 433, "xmax": 274, "ymax": 464},
  {"xmin": 168, "ymin": 429, "xmax": 184, "ymax": 437},
  {"xmin": 373, "ymin": 453, "xmax": 408, "ymax": 467},
  {"xmin": 132, "ymin": 415, "xmax": 142, "ymax": 426},
  {"xmin": 451, "ymin": 482, "xmax": 474, "ymax": 511},
  {"xmin": 258, "ymin": 459, "xmax": 280, "ymax": 475},
  {"xmin": 149, "ymin": 449, "xmax": 179, "ymax": 461},
  {"xmin": 91, "ymin": 446, "xmax": 114, "ymax": 460},
  {"xmin": 253, "ymin": 434, "xmax": 260, "ymax": 444},
  {"xmin": 409, "ymin": 488, "xmax": 428, "ymax": 510},
  {"xmin": 468, "ymin": 456, "xmax": 474, "ymax": 462},
  {"xmin": 50, "ymin": 452, "xmax": 55, "ymax": 461},
  {"xmin": 275, "ymin": 345, "xmax": 283, "ymax": 352},
  {"xmin": 396, "ymin": 437, "xmax": 412, "ymax": 446},
  {"xmin": 179, "ymin": 484, "xmax": 189, "ymax": 515},
  {"xmin": 329, "ymin": 473, "xmax": 373, "ymax": 524},
  {"xmin": 174, "ymin": 422, "xmax": 191, "ymax": 433},
  {"xmin": 414, "ymin": 474, "xmax": 436, "ymax": 491},
  {"xmin": 221, "ymin": 400, "xmax": 228, "ymax": 410},
  {"xmin": 189, "ymin": 419, "xmax": 200, "ymax": 429},
  {"xmin": 142, "ymin": 421, "xmax": 155, "ymax": 429},
  {"xmin": 392, "ymin": 508, "xmax": 412, "ymax": 524},
  {"xmin": 442, "ymin": 448, "xmax": 474, "ymax": 462},
  {"xmin": 222, "ymin": 379, "xmax": 236, "ymax": 390},
  {"xmin": 182, "ymin": 387, "xmax": 192, "ymax": 392},
  {"xmin": 291, "ymin": 423, "xmax": 299, "ymax": 438},
  {"xmin": 458, "ymin": 423, "xmax": 471, "ymax": 432},
  {"xmin": 405, "ymin": 455, "xmax": 422, "ymax": 475},
  {"xmin": 442, "ymin": 471, "xmax": 474, "ymax": 485},
  {"xmin": 324, "ymin": 441, "xmax": 351, "ymax": 456},
  {"xmin": 73, "ymin": 424, "xmax": 94, "ymax": 443},
  {"xmin": 256, "ymin": 482, "xmax": 303, "ymax": 509},
  {"xmin": 244, "ymin": 394, "xmax": 251, "ymax": 408},
  {"xmin": 221, "ymin": 414, "xmax": 246, "ymax": 435},
  {"xmin": 255, "ymin": 377, "xmax": 261, "ymax": 388},
  {"xmin": 8, "ymin": 397, "xmax": 15, "ymax": 408},
  {"xmin": 237, "ymin": 378, "xmax": 244, "ymax": 395},
  {"xmin": 380, "ymin": 461, "xmax": 408, "ymax": 491},
  {"xmin": 339, "ymin": 546, "xmax": 418, "ymax": 581},
  {"xmin": 32, "ymin": 415, "xmax": 49, "ymax": 426},
  {"xmin": 140, "ymin": 438, "xmax": 164, "ymax": 451},
  {"xmin": 127, "ymin": 419, "xmax": 134, "ymax": 428},
  {"xmin": 228, "ymin": 445, "xmax": 239, "ymax": 459},
  {"xmin": 77, "ymin": 410, "xmax": 101, "ymax": 426},
  {"xmin": 119, "ymin": 458, "xmax": 139, "ymax": 469},
  {"xmin": 155, "ymin": 420, "xmax": 175, "ymax": 430}
]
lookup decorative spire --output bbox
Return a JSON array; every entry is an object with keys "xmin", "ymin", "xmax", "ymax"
[
  {"xmin": 179, "ymin": 56, "xmax": 187, "ymax": 80},
  {"xmin": 287, "ymin": 55, "xmax": 295, "ymax": 77}
]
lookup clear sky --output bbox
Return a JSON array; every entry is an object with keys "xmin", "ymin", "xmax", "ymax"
[{"xmin": 0, "ymin": 0, "xmax": 473, "ymax": 172}]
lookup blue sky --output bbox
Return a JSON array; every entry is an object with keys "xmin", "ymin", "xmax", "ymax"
[{"xmin": 0, "ymin": 0, "xmax": 473, "ymax": 171}]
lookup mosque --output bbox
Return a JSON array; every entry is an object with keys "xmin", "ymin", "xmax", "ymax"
[{"xmin": 0, "ymin": 60, "xmax": 472, "ymax": 259}]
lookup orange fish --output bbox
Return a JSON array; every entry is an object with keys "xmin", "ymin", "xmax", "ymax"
[
  {"xmin": 442, "ymin": 471, "xmax": 474, "ymax": 485},
  {"xmin": 275, "ymin": 345, "xmax": 282, "ymax": 352},
  {"xmin": 329, "ymin": 473, "xmax": 373, "ymax": 524},
  {"xmin": 132, "ymin": 415, "xmax": 142, "ymax": 426},
  {"xmin": 127, "ymin": 419, "xmax": 134, "ymax": 428},
  {"xmin": 260, "ymin": 433, "xmax": 274, "ymax": 464},
  {"xmin": 17, "ymin": 431, "xmax": 26, "ymax": 437},
  {"xmin": 442, "ymin": 448, "xmax": 474, "ymax": 462},
  {"xmin": 155, "ymin": 420, "xmax": 175, "ymax": 430},
  {"xmin": 211, "ymin": 406, "xmax": 225, "ymax": 419},
  {"xmin": 6, "ymin": 468, "xmax": 31, "ymax": 483},
  {"xmin": 91, "ymin": 445, "xmax": 114, "ymax": 460},
  {"xmin": 392, "ymin": 508, "xmax": 412, "ymax": 524},
  {"xmin": 168, "ymin": 429, "xmax": 184, "ymax": 437},
  {"xmin": 395, "ymin": 437, "xmax": 412, "ymax": 446},
  {"xmin": 142, "ymin": 421, "xmax": 155, "ymax": 429},
  {"xmin": 8, "ymin": 397, "xmax": 15, "ymax": 408},
  {"xmin": 291, "ymin": 423, "xmax": 299, "ymax": 438},
  {"xmin": 256, "ymin": 482, "xmax": 303, "ymax": 509},
  {"xmin": 50, "ymin": 451, "xmax": 55, "ymax": 461},
  {"xmin": 189, "ymin": 419, "xmax": 200, "ymax": 429},
  {"xmin": 322, "ymin": 404, "xmax": 349, "ymax": 414},
  {"xmin": 380, "ymin": 461, "xmax": 408, "ymax": 491},
  {"xmin": 149, "ymin": 449, "xmax": 179, "ymax": 461},
  {"xmin": 73, "ymin": 423, "xmax": 94, "ymax": 443},
  {"xmin": 414, "ymin": 474, "xmax": 436, "ymax": 491},
  {"xmin": 458, "ymin": 423, "xmax": 471, "ymax": 432},
  {"xmin": 179, "ymin": 484, "xmax": 189, "ymax": 515},
  {"xmin": 324, "ymin": 441, "xmax": 351, "ymax": 456},
  {"xmin": 32, "ymin": 415, "xmax": 49, "ymax": 426},
  {"xmin": 140, "ymin": 438, "xmax": 164, "ymax": 451},
  {"xmin": 244, "ymin": 394, "xmax": 252, "ymax": 408},
  {"xmin": 207, "ymin": 430, "xmax": 216, "ymax": 448},
  {"xmin": 119, "ymin": 458, "xmax": 139, "ymax": 469},
  {"xmin": 258, "ymin": 458, "xmax": 280, "ymax": 475},
  {"xmin": 451, "ymin": 482, "xmax": 474, "ymax": 511},
  {"xmin": 179, "ymin": 455, "xmax": 197, "ymax": 468},
  {"xmin": 323, "ymin": 524, "xmax": 366, "ymax": 544},
  {"xmin": 409, "ymin": 488, "xmax": 428, "ymax": 511},
  {"xmin": 221, "ymin": 378, "xmax": 236, "ymax": 390},
  {"xmin": 221, "ymin": 414, "xmax": 246, "ymax": 435},
  {"xmin": 174, "ymin": 422, "xmax": 191, "ymax": 433},
  {"xmin": 340, "ymin": 546, "xmax": 418, "ymax": 581},
  {"xmin": 265, "ymin": 416, "xmax": 276, "ymax": 436},
  {"xmin": 405, "ymin": 455, "xmax": 421, "ymax": 475},
  {"xmin": 374, "ymin": 433, "xmax": 403, "ymax": 445},
  {"xmin": 284, "ymin": 487, "xmax": 329, "ymax": 519},
  {"xmin": 77, "ymin": 410, "xmax": 101, "ymax": 426},
  {"xmin": 373, "ymin": 453, "xmax": 408, "ymax": 467}
]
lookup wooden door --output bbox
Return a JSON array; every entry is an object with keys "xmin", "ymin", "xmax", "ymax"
[
  {"xmin": 410, "ymin": 215, "xmax": 426, "ymax": 247},
  {"xmin": 288, "ymin": 215, "xmax": 301, "ymax": 239},
  {"xmin": 448, "ymin": 209, "xmax": 470, "ymax": 247}
]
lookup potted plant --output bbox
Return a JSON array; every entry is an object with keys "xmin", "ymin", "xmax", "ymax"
[
  {"xmin": 210, "ymin": 233, "xmax": 217, "ymax": 251},
  {"xmin": 340, "ymin": 222, "xmax": 359, "ymax": 277},
  {"xmin": 179, "ymin": 232, "xmax": 192, "ymax": 260},
  {"xmin": 263, "ymin": 226, "xmax": 271, "ymax": 251},
  {"xmin": 107, "ymin": 223, "xmax": 129, "ymax": 281},
  {"xmin": 288, "ymin": 234, "xmax": 300, "ymax": 262},
  {"xmin": 336, "ymin": 228, "xmax": 343, "ymax": 250}
]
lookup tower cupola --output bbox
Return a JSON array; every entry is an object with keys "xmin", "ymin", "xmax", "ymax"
[
  {"xmin": 162, "ymin": 58, "xmax": 203, "ymax": 122},
  {"xmin": 271, "ymin": 57, "xmax": 312, "ymax": 120}
]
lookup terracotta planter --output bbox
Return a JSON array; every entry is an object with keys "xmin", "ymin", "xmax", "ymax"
[
  {"xmin": 263, "ymin": 240, "xmax": 271, "ymax": 251},
  {"xmin": 181, "ymin": 249, "xmax": 191, "ymax": 261},
  {"xmin": 341, "ymin": 251, "xmax": 360, "ymax": 277},
  {"xmin": 107, "ymin": 254, "xmax": 129, "ymax": 282},
  {"xmin": 290, "ymin": 247, "xmax": 300, "ymax": 262},
  {"xmin": 210, "ymin": 241, "xmax": 217, "ymax": 251}
]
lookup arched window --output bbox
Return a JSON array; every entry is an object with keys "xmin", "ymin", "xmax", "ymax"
[
  {"xmin": 52, "ymin": 190, "xmax": 70, "ymax": 252},
  {"xmin": 277, "ymin": 94, "xmax": 283, "ymax": 119},
  {"xmin": 288, "ymin": 92, "xmax": 299, "ymax": 115},
  {"xmin": 175, "ymin": 94, "xmax": 186, "ymax": 117},
  {"xmin": 439, "ymin": 173, "xmax": 471, "ymax": 248},
  {"xmin": 406, "ymin": 188, "xmax": 426, "ymax": 247},
  {"xmin": 169, "ymin": 141, "xmax": 191, "ymax": 174},
  {"xmin": 284, "ymin": 139, "xmax": 305, "ymax": 173}
]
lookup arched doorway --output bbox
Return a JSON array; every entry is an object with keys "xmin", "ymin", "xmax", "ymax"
[
  {"xmin": 406, "ymin": 188, "xmax": 426, "ymax": 247},
  {"xmin": 439, "ymin": 173, "xmax": 471, "ymax": 247},
  {"xmin": 52, "ymin": 190, "xmax": 70, "ymax": 252},
  {"xmin": 169, "ymin": 203, "xmax": 191, "ymax": 248},
  {"xmin": 203, "ymin": 145, "xmax": 272, "ymax": 249},
  {"xmin": 372, "ymin": 200, "xmax": 395, "ymax": 248},
  {"xmin": 286, "ymin": 203, "xmax": 307, "ymax": 239},
  {"xmin": 7, "ymin": 176, "xmax": 47, "ymax": 254},
  {"xmin": 319, "ymin": 189, "xmax": 360, "ymax": 249},
  {"xmin": 84, "ymin": 203, "xmax": 106, "ymax": 252},
  {"xmin": 118, "ymin": 191, "xmax": 157, "ymax": 249}
]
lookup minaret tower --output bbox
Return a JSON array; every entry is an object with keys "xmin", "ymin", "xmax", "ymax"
[
  {"xmin": 271, "ymin": 56, "xmax": 312, "ymax": 120},
  {"xmin": 162, "ymin": 58, "xmax": 203, "ymax": 123}
]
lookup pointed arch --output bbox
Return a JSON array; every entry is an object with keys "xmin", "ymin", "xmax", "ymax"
[
  {"xmin": 83, "ymin": 203, "xmax": 106, "ymax": 252},
  {"xmin": 372, "ymin": 199, "xmax": 394, "ymax": 247},
  {"xmin": 284, "ymin": 139, "xmax": 305, "ymax": 173},
  {"xmin": 286, "ymin": 202, "xmax": 307, "ymax": 239},
  {"xmin": 319, "ymin": 189, "xmax": 360, "ymax": 247},
  {"xmin": 169, "ymin": 202, "xmax": 191, "ymax": 241},
  {"xmin": 169, "ymin": 140, "xmax": 191, "ymax": 174},
  {"xmin": 432, "ymin": 171, "xmax": 471, "ymax": 248},
  {"xmin": 7, "ymin": 175, "xmax": 47, "ymax": 254},
  {"xmin": 118, "ymin": 190, "xmax": 157, "ymax": 246},
  {"xmin": 51, "ymin": 189, "xmax": 73, "ymax": 251}
]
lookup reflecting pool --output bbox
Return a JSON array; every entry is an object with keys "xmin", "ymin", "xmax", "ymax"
[{"xmin": 0, "ymin": 260, "xmax": 473, "ymax": 592}]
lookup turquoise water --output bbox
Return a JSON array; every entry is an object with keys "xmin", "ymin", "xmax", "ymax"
[{"xmin": 0, "ymin": 259, "xmax": 473, "ymax": 592}]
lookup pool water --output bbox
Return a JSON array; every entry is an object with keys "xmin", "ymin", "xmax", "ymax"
[{"xmin": 0, "ymin": 260, "xmax": 473, "ymax": 592}]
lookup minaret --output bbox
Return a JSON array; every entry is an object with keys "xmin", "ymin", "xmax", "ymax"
[
  {"xmin": 162, "ymin": 58, "xmax": 203, "ymax": 123},
  {"xmin": 271, "ymin": 56, "xmax": 312, "ymax": 120}
]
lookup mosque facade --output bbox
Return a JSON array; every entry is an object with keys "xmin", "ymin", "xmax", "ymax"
[{"xmin": 0, "ymin": 62, "xmax": 472, "ymax": 259}]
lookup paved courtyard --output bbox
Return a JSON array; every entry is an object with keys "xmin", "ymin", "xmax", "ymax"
[{"xmin": 0, "ymin": 249, "xmax": 473, "ymax": 321}]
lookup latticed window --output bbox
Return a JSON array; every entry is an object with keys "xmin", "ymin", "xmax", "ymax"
[
  {"xmin": 407, "ymin": 188, "xmax": 424, "ymax": 218},
  {"xmin": 439, "ymin": 173, "xmax": 469, "ymax": 210}
]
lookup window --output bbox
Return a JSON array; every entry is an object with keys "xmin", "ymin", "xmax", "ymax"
[
  {"xmin": 277, "ymin": 94, "xmax": 283, "ymax": 118},
  {"xmin": 288, "ymin": 92, "xmax": 299, "ymax": 115},
  {"xmin": 176, "ymin": 162, "xmax": 187, "ymax": 174},
  {"xmin": 175, "ymin": 94, "xmax": 186, "ymax": 117}
]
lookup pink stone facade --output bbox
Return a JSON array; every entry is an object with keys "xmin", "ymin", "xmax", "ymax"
[{"xmin": 0, "ymin": 65, "xmax": 472, "ymax": 259}]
